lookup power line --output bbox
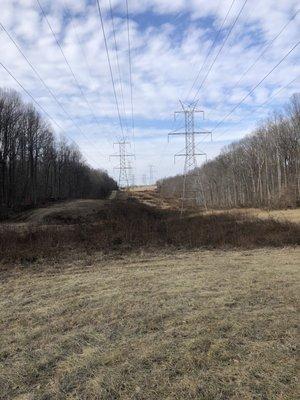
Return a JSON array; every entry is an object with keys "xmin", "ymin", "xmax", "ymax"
[
  {"xmin": 0, "ymin": 21, "xmax": 106, "ymax": 159},
  {"xmin": 126, "ymin": 0, "xmax": 135, "ymax": 142},
  {"xmin": 95, "ymin": 0, "xmax": 125, "ymax": 138},
  {"xmin": 211, "ymin": 40, "xmax": 300, "ymax": 132},
  {"xmin": 184, "ymin": 0, "xmax": 237, "ymax": 103},
  {"xmin": 211, "ymin": 76, "xmax": 299, "ymax": 140},
  {"xmin": 62, "ymin": 0, "xmax": 95, "ymax": 87},
  {"xmin": 61, "ymin": 1, "xmax": 113, "ymax": 146},
  {"xmin": 108, "ymin": 0, "xmax": 129, "ymax": 135},
  {"xmin": 227, "ymin": 9, "xmax": 299, "ymax": 96},
  {"xmin": 36, "ymin": 0, "xmax": 102, "ymax": 130},
  {"xmin": 192, "ymin": 0, "xmax": 249, "ymax": 107},
  {"xmin": 0, "ymin": 61, "xmax": 101, "ymax": 167},
  {"xmin": 205, "ymin": 10, "xmax": 299, "ymax": 123}
]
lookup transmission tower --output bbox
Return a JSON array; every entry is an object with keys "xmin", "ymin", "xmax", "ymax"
[
  {"xmin": 149, "ymin": 164, "xmax": 155, "ymax": 185},
  {"xmin": 127, "ymin": 160, "xmax": 135, "ymax": 187},
  {"xmin": 169, "ymin": 101, "xmax": 211, "ymax": 213},
  {"xmin": 142, "ymin": 174, "xmax": 148, "ymax": 186},
  {"xmin": 110, "ymin": 140, "xmax": 134, "ymax": 188}
]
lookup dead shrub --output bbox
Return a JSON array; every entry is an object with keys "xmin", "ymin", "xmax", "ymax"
[{"xmin": 0, "ymin": 200, "xmax": 299, "ymax": 264}]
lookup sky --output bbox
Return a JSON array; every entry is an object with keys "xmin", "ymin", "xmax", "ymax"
[{"xmin": 0, "ymin": 0, "xmax": 299, "ymax": 184}]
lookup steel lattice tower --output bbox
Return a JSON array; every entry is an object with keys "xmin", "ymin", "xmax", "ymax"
[
  {"xmin": 169, "ymin": 101, "xmax": 211, "ymax": 213},
  {"xmin": 127, "ymin": 160, "xmax": 135, "ymax": 187},
  {"xmin": 110, "ymin": 140, "xmax": 134, "ymax": 188},
  {"xmin": 142, "ymin": 174, "xmax": 147, "ymax": 186},
  {"xmin": 149, "ymin": 164, "xmax": 155, "ymax": 185}
]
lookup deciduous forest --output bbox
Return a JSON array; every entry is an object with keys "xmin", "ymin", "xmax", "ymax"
[{"xmin": 0, "ymin": 88, "xmax": 117, "ymax": 216}]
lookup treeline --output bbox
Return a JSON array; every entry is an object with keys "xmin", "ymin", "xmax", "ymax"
[
  {"xmin": 159, "ymin": 94, "xmax": 300, "ymax": 209},
  {"xmin": 0, "ymin": 88, "xmax": 117, "ymax": 213}
]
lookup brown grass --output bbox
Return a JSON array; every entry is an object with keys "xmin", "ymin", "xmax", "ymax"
[
  {"xmin": 0, "ymin": 248, "xmax": 298, "ymax": 399},
  {"xmin": 0, "ymin": 199, "xmax": 299, "ymax": 264},
  {"xmin": 201, "ymin": 208, "xmax": 300, "ymax": 225},
  {"xmin": 134, "ymin": 187, "xmax": 300, "ymax": 223}
]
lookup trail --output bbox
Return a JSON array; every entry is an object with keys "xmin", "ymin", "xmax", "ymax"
[{"xmin": 5, "ymin": 199, "xmax": 106, "ymax": 226}]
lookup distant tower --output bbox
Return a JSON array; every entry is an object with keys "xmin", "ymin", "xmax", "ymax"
[
  {"xmin": 149, "ymin": 164, "xmax": 155, "ymax": 185},
  {"xmin": 128, "ymin": 160, "xmax": 135, "ymax": 187},
  {"xmin": 142, "ymin": 174, "xmax": 147, "ymax": 186},
  {"xmin": 110, "ymin": 139, "xmax": 134, "ymax": 188}
]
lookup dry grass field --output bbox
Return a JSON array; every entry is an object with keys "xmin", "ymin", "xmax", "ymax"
[
  {"xmin": 133, "ymin": 188, "xmax": 300, "ymax": 224},
  {"xmin": 0, "ymin": 248, "xmax": 299, "ymax": 399},
  {"xmin": 250, "ymin": 208, "xmax": 300, "ymax": 224},
  {"xmin": 202, "ymin": 208, "xmax": 300, "ymax": 225},
  {"xmin": 1, "ymin": 198, "xmax": 299, "ymax": 264},
  {"xmin": 1, "ymin": 191, "xmax": 299, "ymax": 399}
]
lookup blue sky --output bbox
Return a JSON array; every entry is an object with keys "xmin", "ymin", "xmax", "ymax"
[{"xmin": 0, "ymin": 0, "xmax": 299, "ymax": 183}]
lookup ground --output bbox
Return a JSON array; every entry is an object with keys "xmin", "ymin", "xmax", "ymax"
[
  {"xmin": 0, "ymin": 188, "xmax": 299, "ymax": 399},
  {"xmin": 0, "ymin": 248, "xmax": 298, "ymax": 399}
]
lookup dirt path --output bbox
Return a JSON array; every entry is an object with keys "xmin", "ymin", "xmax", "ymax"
[{"xmin": 7, "ymin": 199, "xmax": 106, "ymax": 225}]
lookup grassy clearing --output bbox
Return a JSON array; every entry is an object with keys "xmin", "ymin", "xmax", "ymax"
[
  {"xmin": 1, "ymin": 199, "xmax": 299, "ymax": 264},
  {"xmin": 0, "ymin": 248, "xmax": 298, "ymax": 399}
]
